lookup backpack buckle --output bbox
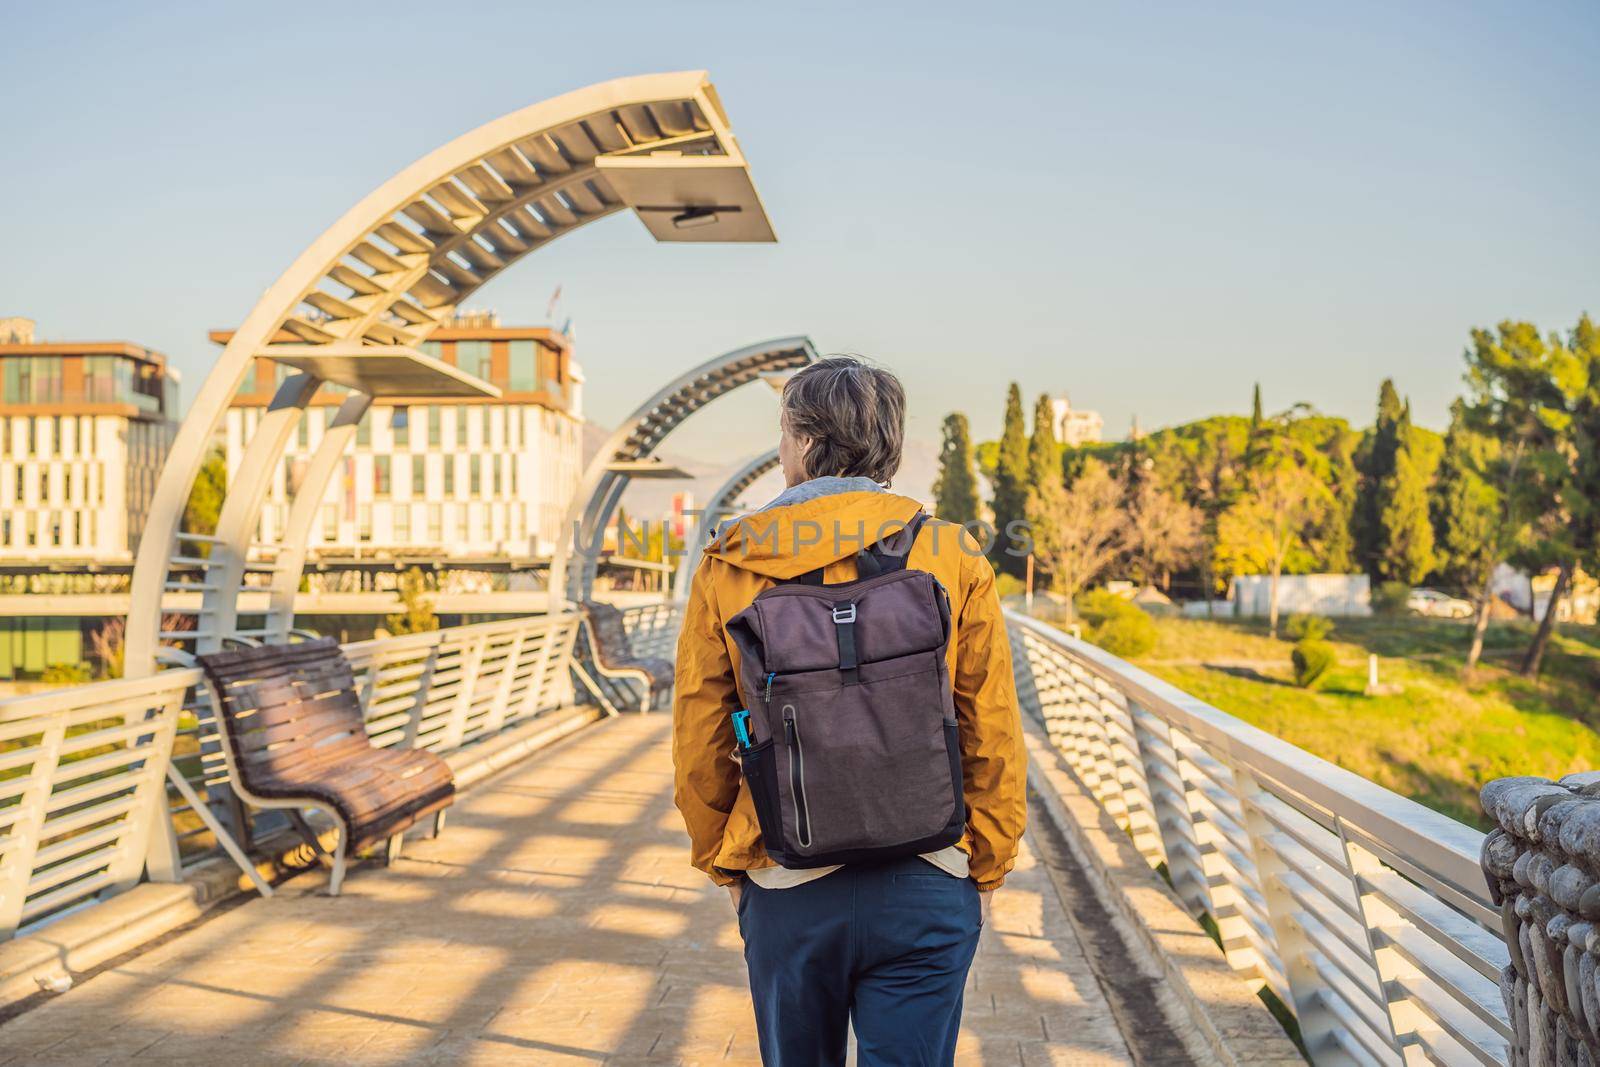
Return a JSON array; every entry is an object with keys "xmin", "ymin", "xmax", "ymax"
[{"xmin": 832, "ymin": 603, "xmax": 857, "ymax": 625}]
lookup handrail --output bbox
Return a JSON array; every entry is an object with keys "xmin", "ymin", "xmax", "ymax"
[{"xmin": 1006, "ymin": 609, "xmax": 1508, "ymax": 1066}]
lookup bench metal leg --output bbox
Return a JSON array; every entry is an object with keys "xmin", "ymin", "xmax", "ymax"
[
  {"xmin": 431, "ymin": 809, "xmax": 447, "ymax": 838},
  {"xmin": 385, "ymin": 832, "xmax": 404, "ymax": 866},
  {"xmin": 327, "ymin": 826, "xmax": 349, "ymax": 896},
  {"xmin": 289, "ymin": 810, "xmax": 335, "ymax": 870}
]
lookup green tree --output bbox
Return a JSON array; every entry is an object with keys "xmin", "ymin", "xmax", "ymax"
[
  {"xmin": 1432, "ymin": 401, "xmax": 1528, "ymax": 671},
  {"xmin": 989, "ymin": 383, "xmax": 1030, "ymax": 577},
  {"xmin": 182, "ymin": 446, "xmax": 227, "ymax": 556},
  {"xmin": 385, "ymin": 568, "xmax": 439, "ymax": 635},
  {"xmin": 1316, "ymin": 429, "xmax": 1359, "ymax": 573},
  {"xmin": 1463, "ymin": 317, "xmax": 1600, "ymax": 677},
  {"xmin": 1356, "ymin": 380, "xmax": 1434, "ymax": 583},
  {"xmin": 931, "ymin": 413, "xmax": 981, "ymax": 525},
  {"xmin": 1028, "ymin": 394, "xmax": 1060, "ymax": 489},
  {"xmin": 1379, "ymin": 404, "xmax": 1436, "ymax": 583},
  {"xmin": 1126, "ymin": 474, "xmax": 1202, "ymax": 590},
  {"xmin": 1216, "ymin": 419, "xmax": 1329, "ymax": 638}
]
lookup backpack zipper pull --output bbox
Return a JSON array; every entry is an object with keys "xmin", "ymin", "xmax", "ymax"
[{"xmin": 764, "ymin": 672, "xmax": 775, "ymax": 706}]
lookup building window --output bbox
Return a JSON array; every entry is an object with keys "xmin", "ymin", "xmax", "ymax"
[
  {"xmin": 374, "ymin": 455, "xmax": 390, "ymax": 496},
  {"xmin": 456, "ymin": 340, "xmax": 491, "ymax": 382},
  {"xmin": 419, "ymin": 340, "xmax": 442, "ymax": 359},
  {"xmin": 508, "ymin": 340, "xmax": 538, "ymax": 391},
  {"xmin": 411, "ymin": 456, "xmax": 425, "ymax": 496},
  {"xmin": 443, "ymin": 458, "xmax": 455, "ymax": 496},
  {"xmin": 492, "ymin": 454, "xmax": 502, "ymax": 496},
  {"xmin": 393, "ymin": 506, "xmax": 410, "ymax": 542},
  {"xmin": 428, "ymin": 405, "xmax": 441, "ymax": 447},
  {"xmin": 239, "ymin": 360, "xmax": 258, "ymax": 394},
  {"xmin": 357, "ymin": 505, "xmax": 372, "ymax": 541},
  {"xmin": 456, "ymin": 406, "xmax": 468, "ymax": 447},
  {"xmin": 470, "ymin": 455, "xmax": 482, "ymax": 495},
  {"xmin": 392, "ymin": 406, "xmax": 409, "ymax": 447},
  {"xmin": 356, "ymin": 411, "xmax": 371, "ymax": 447},
  {"xmin": 323, "ymin": 504, "xmax": 338, "ymax": 541},
  {"xmin": 297, "ymin": 411, "xmax": 310, "ymax": 449},
  {"xmin": 427, "ymin": 504, "xmax": 442, "ymax": 542}
]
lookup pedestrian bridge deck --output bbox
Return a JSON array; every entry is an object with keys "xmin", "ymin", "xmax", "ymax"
[{"xmin": 0, "ymin": 716, "xmax": 1142, "ymax": 1066}]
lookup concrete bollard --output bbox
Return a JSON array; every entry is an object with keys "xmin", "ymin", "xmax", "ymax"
[{"xmin": 1481, "ymin": 774, "xmax": 1600, "ymax": 1067}]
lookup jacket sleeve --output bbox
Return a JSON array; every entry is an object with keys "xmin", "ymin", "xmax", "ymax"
[
  {"xmin": 952, "ymin": 540, "xmax": 1027, "ymax": 890},
  {"xmin": 671, "ymin": 561, "xmax": 741, "ymax": 887}
]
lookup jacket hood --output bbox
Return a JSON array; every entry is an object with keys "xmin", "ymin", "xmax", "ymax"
[{"xmin": 706, "ymin": 491, "xmax": 923, "ymax": 580}]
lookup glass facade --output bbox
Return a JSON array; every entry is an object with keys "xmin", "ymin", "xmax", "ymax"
[
  {"xmin": 1, "ymin": 353, "xmax": 167, "ymax": 414},
  {"xmin": 456, "ymin": 340, "xmax": 492, "ymax": 383},
  {"xmin": 508, "ymin": 339, "xmax": 538, "ymax": 391}
]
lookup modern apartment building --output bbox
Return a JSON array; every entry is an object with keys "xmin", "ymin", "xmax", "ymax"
[
  {"xmin": 0, "ymin": 317, "xmax": 181, "ymax": 682},
  {"xmin": 0, "ymin": 318, "xmax": 180, "ymax": 564},
  {"xmin": 217, "ymin": 312, "xmax": 583, "ymax": 563}
]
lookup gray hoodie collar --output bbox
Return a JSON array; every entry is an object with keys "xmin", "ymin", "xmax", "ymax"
[{"xmin": 756, "ymin": 475, "xmax": 886, "ymax": 512}]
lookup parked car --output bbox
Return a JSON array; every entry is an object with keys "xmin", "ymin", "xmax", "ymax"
[{"xmin": 1406, "ymin": 588, "xmax": 1474, "ymax": 619}]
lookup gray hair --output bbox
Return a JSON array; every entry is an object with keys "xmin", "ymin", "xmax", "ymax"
[{"xmin": 781, "ymin": 356, "xmax": 906, "ymax": 485}]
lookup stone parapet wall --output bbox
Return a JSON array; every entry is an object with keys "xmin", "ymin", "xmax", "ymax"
[{"xmin": 1482, "ymin": 773, "xmax": 1600, "ymax": 1067}]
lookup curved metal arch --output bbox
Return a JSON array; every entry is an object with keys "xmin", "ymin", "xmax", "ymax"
[
  {"xmin": 672, "ymin": 447, "xmax": 781, "ymax": 601},
  {"xmin": 549, "ymin": 338, "xmax": 816, "ymax": 605},
  {"xmin": 126, "ymin": 71, "xmax": 773, "ymax": 677}
]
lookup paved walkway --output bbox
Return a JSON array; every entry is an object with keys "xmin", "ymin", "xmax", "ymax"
[{"xmin": 0, "ymin": 716, "xmax": 1138, "ymax": 1066}]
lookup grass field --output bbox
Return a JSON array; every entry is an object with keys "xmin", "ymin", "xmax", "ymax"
[{"xmin": 1126, "ymin": 613, "xmax": 1600, "ymax": 827}]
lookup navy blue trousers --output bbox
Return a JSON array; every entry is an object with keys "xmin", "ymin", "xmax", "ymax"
[{"xmin": 737, "ymin": 857, "xmax": 982, "ymax": 1066}]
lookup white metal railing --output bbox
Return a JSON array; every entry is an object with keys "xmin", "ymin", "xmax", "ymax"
[
  {"xmin": 0, "ymin": 669, "xmax": 198, "ymax": 935},
  {"xmin": 1007, "ymin": 611, "xmax": 1508, "ymax": 1067},
  {"xmin": 619, "ymin": 602, "xmax": 682, "ymax": 661},
  {"xmin": 1, "ymin": 614, "xmax": 586, "ymax": 941}
]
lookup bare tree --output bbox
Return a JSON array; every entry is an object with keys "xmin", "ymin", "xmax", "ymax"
[
  {"xmin": 1026, "ymin": 458, "xmax": 1128, "ymax": 614},
  {"xmin": 1126, "ymin": 476, "xmax": 1203, "ymax": 590}
]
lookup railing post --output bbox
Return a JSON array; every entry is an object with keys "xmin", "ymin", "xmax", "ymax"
[
  {"xmin": 517, "ymin": 618, "xmax": 556, "ymax": 724},
  {"xmin": 115, "ymin": 692, "xmax": 184, "ymax": 891},
  {"xmin": 1338, "ymin": 822, "xmax": 1414, "ymax": 1063},
  {"xmin": 0, "ymin": 719, "xmax": 65, "ymax": 934},
  {"xmin": 403, "ymin": 641, "xmax": 441, "ymax": 749},
  {"xmin": 484, "ymin": 629, "xmax": 525, "ymax": 735},
  {"xmin": 444, "ymin": 632, "xmax": 486, "ymax": 750},
  {"xmin": 1233, "ymin": 768, "xmax": 1343, "ymax": 1055},
  {"xmin": 1142, "ymin": 715, "xmax": 1210, "ymax": 916}
]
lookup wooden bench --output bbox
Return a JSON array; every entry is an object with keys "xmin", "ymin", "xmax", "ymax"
[
  {"xmin": 578, "ymin": 601, "xmax": 674, "ymax": 711},
  {"xmin": 197, "ymin": 637, "xmax": 455, "ymax": 895}
]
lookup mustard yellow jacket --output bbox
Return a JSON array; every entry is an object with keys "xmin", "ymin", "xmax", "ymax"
[{"xmin": 671, "ymin": 490, "xmax": 1027, "ymax": 890}]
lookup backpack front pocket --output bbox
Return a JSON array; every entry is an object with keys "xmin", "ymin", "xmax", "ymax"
[{"xmin": 771, "ymin": 651, "xmax": 960, "ymax": 859}]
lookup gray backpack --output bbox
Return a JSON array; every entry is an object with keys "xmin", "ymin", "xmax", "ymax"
[{"xmin": 725, "ymin": 513, "xmax": 965, "ymax": 868}]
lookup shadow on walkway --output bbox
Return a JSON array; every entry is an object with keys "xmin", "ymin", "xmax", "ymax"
[{"xmin": 0, "ymin": 717, "xmax": 1139, "ymax": 1066}]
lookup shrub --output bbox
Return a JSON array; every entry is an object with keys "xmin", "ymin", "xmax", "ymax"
[
  {"xmin": 1372, "ymin": 581, "xmax": 1411, "ymax": 617},
  {"xmin": 1076, "ymin": 588, "xmax": 1133, "ymax": 628},
  {"xmin": 1285, "ymin": 613, "xmax": 1332, "ymax": 641},
  {"xmin": 994, "ymin": 573, "xmax": 1025, "ymax": 600},
  {"xmin": 1091, "ymin": 610, "xmax": 1158, "ymax": 658},
  {"xmin": 1076, "ymin": 590, "xmax": 1157, "ymax": 658},
  {"xmin": 1291, "ymin": 639, "xmax": 1334, "ymax": 688}
]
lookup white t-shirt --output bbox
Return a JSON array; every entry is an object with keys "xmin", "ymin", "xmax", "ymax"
[{"xmin": 745, "ymin": 845, "xmax": 969, "ymax": 889}]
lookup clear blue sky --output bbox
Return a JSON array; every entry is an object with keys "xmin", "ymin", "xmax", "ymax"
[{"xmin": 3, "ymin": 0, "xmax": 1596, "ymax": 465}]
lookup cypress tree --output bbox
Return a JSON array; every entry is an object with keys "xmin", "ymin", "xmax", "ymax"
[
  {"xmin": 932, "ymin": 412, "xmax": 981, "ymax": 526},
  {"xmin": 1378, "ymin": 405, "xmax": 1436, "ymax": 584},
  {"xmin": 990, "ymin": 383, "xmax": 1030, "ymax": 577},
  {"xmin": 1028, "ymin": 394, "xmax": 1060, "ymax": 488},
  {"xmin": 1355, "ymin": 379, "xmax": 1406, "ymax": 579}
]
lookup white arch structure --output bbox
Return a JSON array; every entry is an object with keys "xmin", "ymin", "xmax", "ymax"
[
  {"xmin": 548, "ymin": 341, "xmax": 814, "ymax": 606},
  {"xmin": 672, "ymin": 447, "xmax": 781, "ymax": 600},
  {"xmin": 125, "ymin": 71, "xmax": 776, "ymax": 678}
]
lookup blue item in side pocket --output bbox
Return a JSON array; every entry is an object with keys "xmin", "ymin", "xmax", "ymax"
[{"xmin": 731, "ymin": 709, "xmax": 752, "ymax": 750}]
